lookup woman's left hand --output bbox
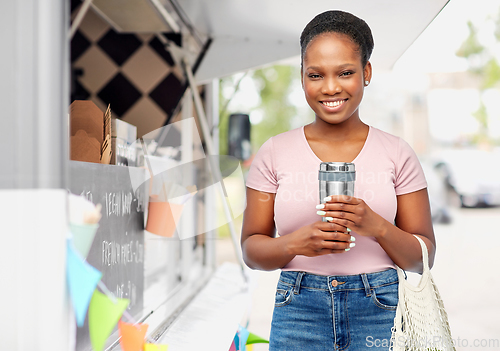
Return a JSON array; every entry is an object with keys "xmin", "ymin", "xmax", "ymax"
[{"xmin": 317, "ymin": 195, "xmax": 388, "ymax": 238}]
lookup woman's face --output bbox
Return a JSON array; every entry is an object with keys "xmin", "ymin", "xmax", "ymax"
[{"xmin": 302, "ymin": 32, "xmax": 371, "ymax": 126}]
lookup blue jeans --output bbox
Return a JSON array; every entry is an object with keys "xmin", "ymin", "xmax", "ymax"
[{"xmin": 270, "ymin": 269, "xmax": 398, "ymax": 351}]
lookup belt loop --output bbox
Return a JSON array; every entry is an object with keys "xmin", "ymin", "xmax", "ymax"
[
  {"xmin": 293, "ymin": 272, "xmax": 305, "ymax": 295},
  {"xmin": 361, "ymin": 273, "xmax": 371, "ymax": 297}
]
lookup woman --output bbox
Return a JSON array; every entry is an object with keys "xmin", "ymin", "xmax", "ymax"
[{"xmin": 241, "ymin": 10, "xmax": 436, "ymax": 351}]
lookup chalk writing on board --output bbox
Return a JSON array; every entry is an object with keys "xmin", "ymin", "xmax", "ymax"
[
  {"xmin": 105, "ymin": 191, "xmax": 133, "ymax": 217},
  {"xmin": 102, "ymin": 239, "xmax": 144, "ymax": 267},
  {"xmin": 116, "ymin": 280, "xmax": 137, "ymax": 308},
  {"xmin": 80, "ymin": 190, "xmax": 93, "ymax": 203},
  {"xmin": 70, "ymin": 161, "xmax": 146, "ymax": 351},
  {"xmin": 135, "ymin": 190, "xmax": 145, "ymax": 212}
]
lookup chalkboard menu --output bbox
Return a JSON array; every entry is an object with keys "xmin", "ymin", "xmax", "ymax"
[{"xmin": 69, "ymin": 161, "xmax": 147, "ymax": 351}]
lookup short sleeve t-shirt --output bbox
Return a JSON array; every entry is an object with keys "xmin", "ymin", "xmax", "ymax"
[{"xmin": 246, "ymin": 125, "xmax": 427, "ymax": 276}]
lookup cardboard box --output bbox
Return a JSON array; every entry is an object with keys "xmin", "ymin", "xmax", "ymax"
[
  {"xmin": 69, "ymin": 101, "xmax": 112, "ymax": 164},
  {"xmin": 70, "ymin": 130, "xmax": 101, "ymax": 163}
]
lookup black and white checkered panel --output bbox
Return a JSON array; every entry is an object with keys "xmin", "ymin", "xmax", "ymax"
[{"xmin": 71, "ymin": 2, "xmax": 185, "ymax": 137}]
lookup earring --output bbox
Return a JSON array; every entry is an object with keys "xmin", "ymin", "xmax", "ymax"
[{"xmin": 365, "ymin": 80, "xmax": 369, "ymax": 86}]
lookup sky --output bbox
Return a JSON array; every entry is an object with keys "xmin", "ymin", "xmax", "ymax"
[{"xmin": 394, "ymin": 0, "xmax": 500, "ymax": 73}]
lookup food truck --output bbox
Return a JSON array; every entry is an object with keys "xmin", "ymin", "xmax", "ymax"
[{"xmin": 0, "ymin": 0, "xmax": 448, "ymax": 350}]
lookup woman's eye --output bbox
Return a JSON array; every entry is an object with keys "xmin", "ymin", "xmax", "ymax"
[
  {"xmin": 340, "ymin": 71, "xmax": 354, "ymax": 77},
  {"xmin": 308, "ymin": 74, "xmax": 321, "ymax": 79}
]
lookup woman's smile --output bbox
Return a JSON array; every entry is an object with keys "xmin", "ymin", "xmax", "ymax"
[{"xmin": 320, "ymin": 98, "xmax": 348, "ymax": 112}]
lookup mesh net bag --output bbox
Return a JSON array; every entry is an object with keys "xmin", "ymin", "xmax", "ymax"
[{"xmin": 390, "ymin": 236, "xmax": 455, "ymax": 351}]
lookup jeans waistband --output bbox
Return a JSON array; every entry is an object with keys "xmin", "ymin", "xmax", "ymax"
[{"xmin": 279, "ymin": 269, "xmax": 398, "ymax": 296}]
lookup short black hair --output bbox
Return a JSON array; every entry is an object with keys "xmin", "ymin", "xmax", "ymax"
[{"xmin": 300, "ymin": 10, "xmax": 374, "ymax": 68}]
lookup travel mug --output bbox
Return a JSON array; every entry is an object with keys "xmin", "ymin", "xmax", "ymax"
[{"xmin": 318, "ymin": 162, "xmax": 355, "ymax": 222}]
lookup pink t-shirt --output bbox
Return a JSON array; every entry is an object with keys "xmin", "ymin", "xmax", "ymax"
[{"xmin": 246, "ymin": 125, "xmax": 427, "ymax": 275}]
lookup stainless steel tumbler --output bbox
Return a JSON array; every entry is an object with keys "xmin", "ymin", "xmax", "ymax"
[{"xmin": 319, "ymin": 162, "xmax": 356, "ymax": 221}]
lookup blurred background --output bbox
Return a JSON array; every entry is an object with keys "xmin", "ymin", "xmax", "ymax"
[{"xmin": 216, "ymin": 0, "xmax": 500, "ymax": 349}]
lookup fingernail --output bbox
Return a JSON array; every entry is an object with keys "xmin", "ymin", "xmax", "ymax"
[
  {"xmin": 317, "ymin": 211, "xmax": 326, "ymax": 216},
  {"xmin": 316, "ymin": 204, "xmax": 325, "ymax": 209},
  {"xmin": 350, "ymin": 236, "xmax": 356, "ymax": 241},
  {"xmin": 345, "ymin": 248, "xmax": 350, "ymax": 252},
  {"xmin": 323, "ymin": 196, "xmax": 332, "ymax": 202},
  {"xmin": 325, "ymin": 217, "xmax": 333, "ymax": 221},
  {"xmin": 346, "ymin": 228, "xmax": 351, "ymax": 232},
  {"xmin": 349, "ymin": 243, "xmax": 356, "ymax": 248}
]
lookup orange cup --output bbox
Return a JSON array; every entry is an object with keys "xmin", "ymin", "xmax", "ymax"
[{"xmin": 146, "ymin": 195, "xmax": 184, "ymax": 237}]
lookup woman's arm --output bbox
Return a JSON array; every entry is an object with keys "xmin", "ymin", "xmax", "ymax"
[
  {"xmin": 376, "ymin": 188, "xmax": 436, "ymax": 272},
  {"xmin": 321, "ymin": 188, "xmax": 436, "ymax": 273},
  {"xmin": 241, "ymin": 187, "xmax": 354, "ymax": 271}
]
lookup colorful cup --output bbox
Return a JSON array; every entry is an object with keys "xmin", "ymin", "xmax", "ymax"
[{"xmin": 146, "ymin": 195, "xmax": 184, "ymax": 237}]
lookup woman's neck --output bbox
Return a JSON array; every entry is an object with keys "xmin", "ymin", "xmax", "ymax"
[{"xmin": 306, "ymin": 115, "xmax": 367, "ymax": 142}]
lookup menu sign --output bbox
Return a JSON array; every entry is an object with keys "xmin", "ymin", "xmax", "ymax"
[{"xmin": 69, "ymin": 161, "xmax": 146, "ymax": 351}]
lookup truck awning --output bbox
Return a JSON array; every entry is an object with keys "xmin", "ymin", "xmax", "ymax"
[{"xmin": 178, "ymin": 0, "xmax": 450, "ymax": 82}]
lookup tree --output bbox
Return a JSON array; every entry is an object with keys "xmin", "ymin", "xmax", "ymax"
[
  {"xmin": 250, "ymin": 66, "xmax": 299, "ymax": 150},
  {"xmin": 456, "ymin": 9, "xmax": 500, "ymax": 145}
]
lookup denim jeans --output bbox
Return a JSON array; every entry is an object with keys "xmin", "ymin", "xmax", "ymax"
[{"xmin": 269, "ymin": 269, "xmax": 398, "ymax": 351}]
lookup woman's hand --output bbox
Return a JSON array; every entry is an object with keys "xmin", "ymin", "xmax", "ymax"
[
  {"xmin": 316, "ymin": 191, "xmax": 436, "ymax": 273},
  {"xmin": 316, "ymin": 195, "xmax": 388, "ymax": 238},
  {"xmin": 284, "ymin": 221, "xmax": 355, "ymax": 257},
  {"xmin": 242, "ymin": 188, "xmax": 355, "ymax": 271}
]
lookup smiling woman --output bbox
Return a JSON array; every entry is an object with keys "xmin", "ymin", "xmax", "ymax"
[{"xmin": 241, "ymin": 9, "xmax": 436, "ymax": 351}]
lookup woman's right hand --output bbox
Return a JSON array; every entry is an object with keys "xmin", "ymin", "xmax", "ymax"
[{"xmin": 284, "ymin": 221, "xmax": 355, "ymax": 257}]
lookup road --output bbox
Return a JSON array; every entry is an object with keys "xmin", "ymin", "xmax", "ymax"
[
  {"xmin": 428, "ymin": 205, "xmax": 500, "ymax": 350},
  {"xmin": 217, "ymin": 205, "xmax": 500, "ymax": 350}
]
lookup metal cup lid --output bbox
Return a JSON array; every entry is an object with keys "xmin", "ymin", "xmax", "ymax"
[{"xmin": 319, "ymin": 162, "xmax": 355, "ymax": 172}]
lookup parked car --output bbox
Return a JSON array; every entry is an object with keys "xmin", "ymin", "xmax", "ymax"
[
  {"xmin": 421, "ymin": 160, "xmax": 452, "ymax": 224},
  {"xmin": 433, "ymin": 149, "xmax": 500, "ymax": 208}
]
